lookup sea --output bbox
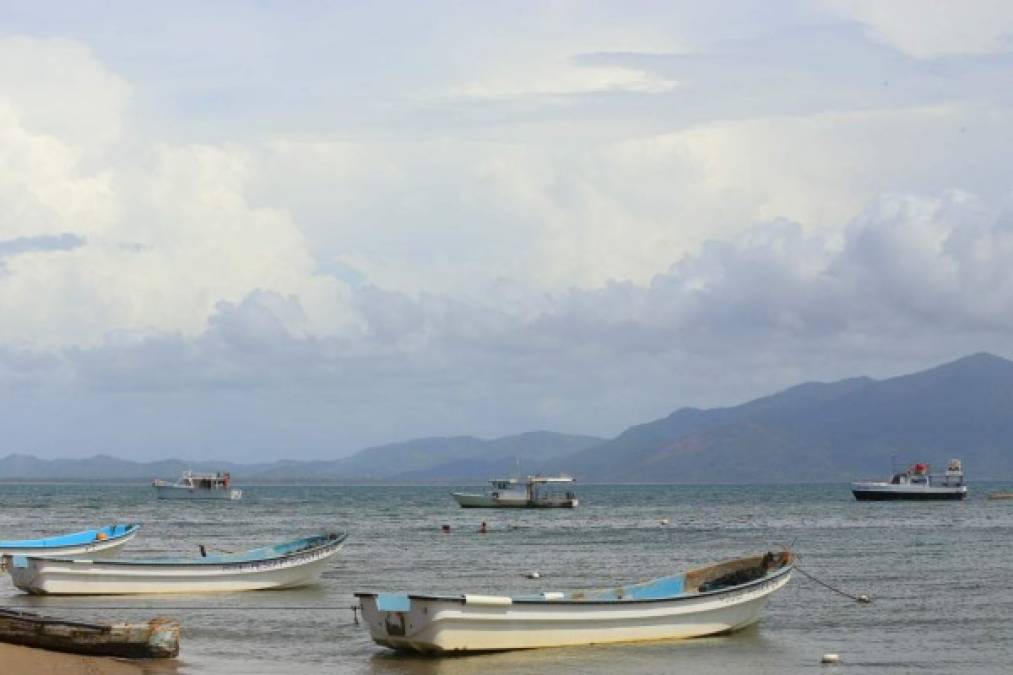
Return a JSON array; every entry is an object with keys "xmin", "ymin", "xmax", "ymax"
[{"xmin": 1, "ymin": 482, "xmax": 1011, "ymax": 674}]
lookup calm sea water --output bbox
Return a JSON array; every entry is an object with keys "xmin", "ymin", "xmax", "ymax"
[{"xmin": 1, "ymin": 482, "xmax": 1011, "ymax": 674}]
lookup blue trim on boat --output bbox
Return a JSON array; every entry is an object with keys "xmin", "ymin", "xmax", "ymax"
[
  {"xmin": 377, "ymin": 593, "xmax": 412, "ymax": 612},
  {"xmin": 33, "ymin": 532, "xmax": 348, "ymax": 567},
  {"xmin": 356, "ymin": 554, "xmax": 793, "ymax": 607},
  {"xmin": 0, "ymin": 524, "xmax": 140, "ymax": 549}
]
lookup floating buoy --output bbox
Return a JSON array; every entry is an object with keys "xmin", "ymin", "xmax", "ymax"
[
  {"xmin": 526, "ymin": 571, "xmax": 540, "ymax": 579},
  {"xmin": 660, "ymin": 518, "xmax": 669, "ymax": 526},
  {"xmin": 857, "ymin": 594, "xmax": 871, "ymax": 603},
  {"xmin": 441, "ymin": 524, "xmax": 451, "ymax": 533},
  {"xmin": 821, "ymin": 653, "xmax": 841, "ymax": 664}
]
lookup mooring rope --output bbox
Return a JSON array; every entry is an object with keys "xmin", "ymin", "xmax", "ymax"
[{"xmin": 794, "ymin": 563, "xmax": 871, "ymax": 604}]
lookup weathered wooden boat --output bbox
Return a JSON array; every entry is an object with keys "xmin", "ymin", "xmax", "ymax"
[
  {"xmin": 0, "ymin": 607, "xmax": 179, "ymax": 658},
  {"xmin": 356, "ymin": 550, "xmax": 794, "ymax": 653},
  {"xmin": 451, "ymin": 475, "xmax": 578, "ymax": 508},
  {"xmin": 4, "ymin": 532, "xmax": 347, "ymax": 595},
  {"xmin": 852, "ymin": 459, "xmax": 967, "ymax": 501},
  {"xmin": 0, "ymin": 524, "xmax": 140, "ymax": 560}
]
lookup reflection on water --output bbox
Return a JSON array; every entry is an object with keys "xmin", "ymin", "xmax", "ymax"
[{"xmin": 2, "ymin": 483, "xmax": 1012, "ymax": 674}]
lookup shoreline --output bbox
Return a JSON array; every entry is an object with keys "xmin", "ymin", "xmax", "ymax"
[{"xmin": 0, "ymin": 642, "xmax": 179, "ymax": 674}]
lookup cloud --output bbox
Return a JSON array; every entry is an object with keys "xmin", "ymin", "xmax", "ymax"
[
  {"xmin": 0, "ymin": 233, "xmax": 84, "ymax": 257},
  {"xmin": 822, "ymin": 0, "xmax": 1013, "ymax": 58}
]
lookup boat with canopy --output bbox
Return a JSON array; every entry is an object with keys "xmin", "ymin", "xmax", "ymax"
[
  {"xmin": 4, "ymin": 532, "xmax": 347, "ymax": 595},
  {"xmin": 851, "ymin": 459, "xmax": 967, "ymax": 500},
  {"xmin": 451, "ymin": 475, "xmax": 578, "ymax": 508},
  {"xmin": 355, "ymin": 550, "xmax": 794, "ymax": 653},
  {"xmin": 0, "ymin": 524, "xmax": 140, "ymax": 560}
]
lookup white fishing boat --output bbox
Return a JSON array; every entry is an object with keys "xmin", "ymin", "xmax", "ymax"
[
  {"xmin": 451, "ymin": 475, "xmax": 578, "ymax": 508},
  {"xmin": 4, "ymin": 532, "xmax": 347, "ymax": 595},
  {"xmin": 0, "ymin": 524, "xmax": 140, "ymax": 560},
  {"xmin": 152, "ymin": 470, "xmax": 242, "ymax": 500},
  {"xmin": 356, "ymin": 550, "xmax": 794, "ymax": 653},
  {"xmin": 852, "ymin": 459, "xmax": 967, "ymax": 501}
]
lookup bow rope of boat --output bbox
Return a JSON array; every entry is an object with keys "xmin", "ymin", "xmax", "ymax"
[{"xmin": 794, "ymin": 563, "xmax": 872, "ymax": 604}]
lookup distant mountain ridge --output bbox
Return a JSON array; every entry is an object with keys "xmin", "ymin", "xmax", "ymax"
[
  {"xmin": 3, "ymin": 353, "xmax": 1013, "ymax": 483},
  {"xmin": 551, "ymin": 352, "xmax": 1013, "ymax": 482},
  {"xmin": 0, "ymin": 431, "xmax": 604, "ymax": 483}
]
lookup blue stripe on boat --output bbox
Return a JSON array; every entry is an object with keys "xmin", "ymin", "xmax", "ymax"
[
  {"xmin": 0, "ymin": 523, "xmax": 140, "ymax": 548},
  {"xmin": 377, "ymin": 593, "xmax": 411, "ymax": 612},
  {"xmin": 55, "ymin": 532, "xmax": 348, "ymax": 566}
]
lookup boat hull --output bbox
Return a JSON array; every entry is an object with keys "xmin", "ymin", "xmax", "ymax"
[
  {"xmin": 450, "ymin": 493, "xmax": 578, "ymax": 508},
  {"xmin": 0, "ymin": 525, "xmax": 139, "ymax": 560},
  {"xmin": 153, "ymin": 484, "xmax": 242, "ymax": 500},
  {"xmin": 851, "ymin": 483, "xmax": 967, "ymax": 501},
  {"xmin": 358, "ymin": 567, "xmax": 791, "ymax": 653},
  {"xmin": 0, "ymin": 608, "xmax": 179, "ymax": 658},
  {"xmin": 5, "ymin": 534, "xmax": 345, "ymax": 595}
]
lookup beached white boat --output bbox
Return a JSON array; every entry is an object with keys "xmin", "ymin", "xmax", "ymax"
[
  {"xmin": 356, "ymin": 550, "xmax": 794, "ymax": 653},
  {"xmin": 153, "ymin": 470, "xmax": 242, "ymax": 500},
  {"xmin": 0, "ymin": 524, "xmax": 140, "ymax": 560},
  {"xmin": 4, "ymin": 532, "xmax": 347, "ymax": 595},
  {"xmin": 852, "ymin": 459, "xmax": 967, "ymax": 501},
  {"xmin": 451, "ymin": 475, "xmax": 578, "ymax": 508}
]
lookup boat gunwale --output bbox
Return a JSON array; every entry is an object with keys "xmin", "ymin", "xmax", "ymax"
[
  {"xmin": 12, "ymin": 531, "xmax": 348, "ymax": 568},
  {"xmin": 355, "ymin": 553, "xmax": 793, "ymax": 607},
  {"xmin": 0, "ymin": 523, "xmax": 141, "ymax": 549}
]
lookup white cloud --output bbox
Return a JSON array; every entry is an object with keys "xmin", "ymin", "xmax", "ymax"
[{"xmin": 823, "ymin": 0, "xmax": 1013, "ymax": 58}]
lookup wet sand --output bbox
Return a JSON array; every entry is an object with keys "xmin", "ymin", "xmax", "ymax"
[{"xmin": 0, "ymin": 643, "xmax": 178, "ymax": 674}]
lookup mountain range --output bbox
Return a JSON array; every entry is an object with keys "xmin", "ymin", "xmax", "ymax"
[{"xmin": 2, "ymin": 353, "xmax": 1012, "ymax": 483}]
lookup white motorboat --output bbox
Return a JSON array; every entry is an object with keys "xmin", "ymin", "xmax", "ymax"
[
  {"xmin": 4, "ymin": 532, "xmax": 346, "ymax": 595},
  {"xmin": 852, "ymin": 459, "xmax": 967, "ymax": 501},
  {"xmin": 153, "ymin": 471, "xmax": 242, "ymax": 500},
  {"xmin": 356, "ymin": 550, "xmax": 794, "ymax": 653},
  {"xmin": 0, "ymin": 524, "xmax": 140, "ymax": 560},
  {"xmin": 451, "ymin": 475, "xmax": 578, "ymax": 508}
]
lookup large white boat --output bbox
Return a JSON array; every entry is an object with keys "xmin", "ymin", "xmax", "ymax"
[
  {"xmin": 152, "ymin": 471, "xmax": 242, "ymax": 500},
  {"xmin": 5, "ymin": 532, "xmax": 347, "ymax": 595},
  {"xmin": 851, "ymin": 459, "xmax": 967, "ymax": 501},
  {"xmin": 451, "ymin": 475, "xmax": 578, "ymax": 508},
  {"xmin": 356, "ymin": 550, "xmax": 794, "ymax": 653}
]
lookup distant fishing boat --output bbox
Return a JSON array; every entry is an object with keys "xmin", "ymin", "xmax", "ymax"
[
  {"xmin": 987, "ymin": 492, "xmax": 1013, "ymax": 500},
  {"xmin": 152, "ymin": 470, "xmax": 242, "ymax": 500},
  {"xmin": 0, "ymin": 524, "xmax": 139, "ymax": 560},
  {"xmin": 356, "ymin": 550, "xmax": 794, "ymax": 653},
  {"xmin": 4, "ymin": 532, "xmax": 347, "ymax": 595},
  {"xmin": 851, "ymin": 459, "xmax": 967, "ymax": 501},
  {"xmin": 0, "ymin": 607, "xmax": 179, "ymax": 658},
  {"xmin": 451, "ymin": 475, "xmax": 578, "ymax": 508}
]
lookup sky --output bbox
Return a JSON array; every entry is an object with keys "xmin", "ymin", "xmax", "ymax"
[{"xmin": 2, "ymin": 1, "xmax": 1013, "ymax": 461}]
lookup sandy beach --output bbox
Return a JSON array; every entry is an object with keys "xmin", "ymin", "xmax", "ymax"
[{"xmin": 0, "ymin": 643, "xmax": 178, "ymax": 674}]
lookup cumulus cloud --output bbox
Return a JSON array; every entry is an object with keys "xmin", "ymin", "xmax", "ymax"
[
  {"xmin": 823, "ymin": 0, "xmax": 1013, "ymax": 58},
  {"xmin": 5, "ymin": 188, "xmax": 1011, "ymax": 458},
  {"xmin": 2, "ymin": 6, "xmax": 1013, "ymax": 459}
]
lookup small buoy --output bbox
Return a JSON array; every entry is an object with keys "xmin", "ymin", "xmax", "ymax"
[
  {"xmin": 857, "ymin": 593, "xmax": 871, "ymax": 603},
  {"xmin": 821, "ymin": 653, "xmax": 841, "ymax": 664},
  {"xmin": 660, "ymin": 518, "xmax": 669, "ymax": 526},
  {"xmin": 95, "ymin": 532, "xmax": 109, "ymax": 541},
  {"xmin": 526, "ymin": 571, "xmax": 540, "ymax": 579},
  {"xmin": 441, "ymin": 524, "xmax": 451, "ymax": 533}
]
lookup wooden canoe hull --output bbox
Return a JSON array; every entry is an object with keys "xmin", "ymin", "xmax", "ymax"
[{"xmin": 0, "ymin": 608, "xmax": 179, "ymax": 658}]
